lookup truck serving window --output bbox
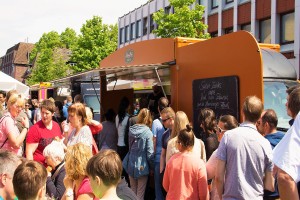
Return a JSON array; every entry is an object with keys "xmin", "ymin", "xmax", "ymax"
[
  {"xmin": 264, "ymin": 81, "xmax": 297, "ymax": 131},
  {"xmin": 84, "ymin": 95, "xmax": 100, "ymax": 114}
]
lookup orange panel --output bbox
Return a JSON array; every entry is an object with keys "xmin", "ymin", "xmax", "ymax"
[
  {"xmin": 173, "ymin": 31, "xmax": 263, "ymax": 123},
  {"xmin": 100, "ymin": 38, "xmax": 175, "ymax": 68}
]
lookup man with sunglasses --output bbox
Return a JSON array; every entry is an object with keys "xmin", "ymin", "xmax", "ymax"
[
  {"xmin": 159, "ymin": 107, "xmax": 175, "ymax": 198},
  {"xmin": 215, "ymin": 96, "xmax": 274, "ymax": 200},
  {"xmin": 256, "ymin": 109, "xmax": 284, "ymax": 199}
]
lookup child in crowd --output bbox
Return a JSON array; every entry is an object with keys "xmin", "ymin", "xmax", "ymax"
[
  {"xmin": 13, "ymin": 160, "xmax": 47, "ymax": 200},
  {"xmin": 86, "ymin": 149, "xmax": 122, "ymax": 199}
]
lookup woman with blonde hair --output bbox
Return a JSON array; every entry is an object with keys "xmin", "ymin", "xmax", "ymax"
[
  {"xmin": 62, "ymin": 143, "xmax": 97, "ymax": 200},
  {"xmin": 0, "ymin": 93, "xmax": 28, "ymax": 156},
  {"xmin": 63, "ymin": 103, "xmax": 93, "ymax": 149},
  {"xmin": 166, "ymin": 111, "xmax": 206, "ymax": 163},
  {"xmin": 123, "ymin": 108, "xmax": 154, "ymax": 200}
]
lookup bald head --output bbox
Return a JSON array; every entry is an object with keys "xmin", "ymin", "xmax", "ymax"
[{"xmin": 242, "ymin": 96, "xmax": 264, "ymax": 123}]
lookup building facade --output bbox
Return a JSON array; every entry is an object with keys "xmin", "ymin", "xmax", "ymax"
[
  {"xmin": 0, "ymin": 42, "xmax": 34, "ymax": 83},
  {"xmin": 118, "ymin": 0, "xmax": 300, "ymax": 77}
]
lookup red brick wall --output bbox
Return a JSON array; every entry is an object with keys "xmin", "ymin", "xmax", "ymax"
[
  {"xmin": 277, "ymin": 0, "xmax": 294, "ymax": 14},
  {"xmin": 208, "ymin": 14, "xmax": 218, "ymax": 33},
  {"xmin": 256, "ymin": 0, "xmax": 271, "ymax": 20},
  {"xmin": 238, "ymin": 2, "xmax": 251, "ymax": 24},
  {"xmin": 14, "ymin": 66, "xmax": 27, "ymax": 82},
  {"xmin": 222, "ymin": 9, "xmax": 233, "ymax": 28}
]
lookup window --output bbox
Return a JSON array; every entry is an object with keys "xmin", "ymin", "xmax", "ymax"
[
  {"xmin": 241, "ymin": 23, "xmax": 251, "ymax": 32},
  {"xmin": 125, "ymin": 25, "xmax": 129, "ymax": 42},
  {"xmin": 130, "ymin": 23, "xmax": 135, "ymax": 40},
  {"xmin": 136, "ymin": 20, "xmax": 141, "ymax": 38},
  {"xmin": 224, "ymin": 27, "xmax": 233, "ymax": 34},
  {"xmin": 212, "ymin": 0, "xmax": 218, "ymax": 9},
  {"xmin": 150, "ymin": 14, "xmax": 155, "ymax": 33},
  {"xmin": 119, "ymin": 28, "xmax": 124, "ymax": 44},
  {"xmin": 165, "ymin": 6, "xmax": 171, "ymax": 14},
  {"xmin": 259, "ymin": 18, "xmax": 271, "ymax": 43},
  {"xmin": 143, "ymin": 17, "xmax": 148, "ymax": 36},
  {"xmin": 226, "ymin": 0, "xmax": 234, "ymax": 3},
  {"xmin": 280, "ymin": 12, "xmax": 294, "ymax": 44}
]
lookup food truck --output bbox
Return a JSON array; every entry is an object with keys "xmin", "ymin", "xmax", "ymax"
[{"xmin": 52, "ymin": 31, "xmax": 298, "ymax": 137}]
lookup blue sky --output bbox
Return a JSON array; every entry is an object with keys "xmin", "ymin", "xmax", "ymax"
[{"xmin": 0, "ymin": 0, "xmax": 147, "ymax": 55}]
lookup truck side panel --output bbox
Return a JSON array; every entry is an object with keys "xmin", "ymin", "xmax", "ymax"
[{"xmin": 173, "ymin": 31, "xmax": 264, "ymax": 124}]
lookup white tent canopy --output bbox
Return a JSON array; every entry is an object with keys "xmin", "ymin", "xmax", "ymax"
[{"xmin": 0, "ymin": 72, "xmax": 29, "ymax": 98}]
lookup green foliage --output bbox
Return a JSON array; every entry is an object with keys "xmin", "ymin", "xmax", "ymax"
[
  {"xmin": 153, "ymin": 0, "xmax": 210, "ymax": 39},
  {"xmin": 70, "ymin": 16, "xmax": 118, "ymax": 72},
  {"xmin": 27, "ymin": 16, "xmax": 118, "ymax": 84},
  {"xmin": 27, "ymin": 31, "xmax": 71, "ymax": 85},
  {"xmin": 61, "ymin": 28, "xmax": 78, "ymax": 49}
]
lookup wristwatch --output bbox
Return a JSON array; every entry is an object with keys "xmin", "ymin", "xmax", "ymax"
[{"xmin": 65, "ymin": 190, "xmax": 74, "ymax": 197}]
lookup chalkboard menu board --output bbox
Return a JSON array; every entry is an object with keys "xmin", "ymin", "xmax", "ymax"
[{"xmin": 192, "ymin": 76, "xmax": 239, "ymax": 139}]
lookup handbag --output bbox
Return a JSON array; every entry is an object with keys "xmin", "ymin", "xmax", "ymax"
[
  {"xmin": 122, "ymin": 137, "xmax": 135, "ymax": 173},
  {"xmin": 0, "ymin": 116, "xmax": 9, "ymax": 149}
]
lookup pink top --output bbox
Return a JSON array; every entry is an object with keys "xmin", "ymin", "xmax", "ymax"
[
  {"xmin": 75, "ymin": 177, "xmax": 98, "ymax": 200},
  {"xmin": 0, "ymin": 112, "xmax": 22, "ymax": 156},
  {"xmin": 163, "ymin": 152, "xmax": 209, "ymax": 200}
]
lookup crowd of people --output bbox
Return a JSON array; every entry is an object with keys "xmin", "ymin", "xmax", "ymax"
[{"xmin": 0, "ymin": 84, "xmax": 300, "ymax": 200}]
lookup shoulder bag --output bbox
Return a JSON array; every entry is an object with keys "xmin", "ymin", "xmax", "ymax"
[{"xmin": 0, "ymin": 116, "xmax": 9, "ymax": 149}]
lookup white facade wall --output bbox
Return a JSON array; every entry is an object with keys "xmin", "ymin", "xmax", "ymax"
[{"xmin": 118, "ymin": 0, "xmax": 299, "ymax": 77}]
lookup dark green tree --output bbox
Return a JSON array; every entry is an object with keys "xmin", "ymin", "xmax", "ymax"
[
  {"xmin": 70, "ymin": 16, "xmax": 118, "ymax": 72},
  {"xmin": 153, "ymin": 0, "xmax": 210, "ymax": 38}
]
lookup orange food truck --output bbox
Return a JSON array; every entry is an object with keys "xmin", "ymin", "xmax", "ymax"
[{"xmin": 52, "ymin": 31, "xmax": 298, "ymax": 138}]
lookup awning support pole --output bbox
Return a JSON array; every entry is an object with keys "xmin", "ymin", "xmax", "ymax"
[
  {"xmin": 113, "ymin": 75, "xmax": 118, "ymax": 90},
  {"xmin": 154, "ymin": 67, "xmax": 167, "ymax": 98},
  {"xmin": 90, "ymin": 77, "xmax": 101, "ymax": 105}
]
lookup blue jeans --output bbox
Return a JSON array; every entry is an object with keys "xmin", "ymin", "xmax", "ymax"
[{"xmin": 154, "ymin": 162, "xmax": 165, "ymax": 200}]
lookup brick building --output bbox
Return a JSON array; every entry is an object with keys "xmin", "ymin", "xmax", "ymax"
[
  {"xmin": 118, "ymin": 0, "xmax": 300, "ymax": 77},
  {"xmin": 0, "ymin": 42, "xmax": 34, "ymax": 83}
]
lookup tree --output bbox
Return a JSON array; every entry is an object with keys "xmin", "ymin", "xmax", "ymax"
[
  {"xmin": 61, "ymin": 28, "xmax": 78, "ymax": 49},
  {"xmin": 27, "ymin": 31, "xmax": 71, "ymax": 85},
  {"xmin": 70, "ymin": 16, "xmax": 118, "ymax": 72},
  {"xmin": 153, "ymin": 0, "xmax": 210, "ymax": 39}
]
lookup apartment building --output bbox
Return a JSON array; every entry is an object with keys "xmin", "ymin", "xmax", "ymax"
[
  {"xmin": 118, "ymin": 0, "xmax": 300, "ymax": 77},
  {"xmin": 0, "ymin": 42, "xmax": 34, "ymax": 83}
]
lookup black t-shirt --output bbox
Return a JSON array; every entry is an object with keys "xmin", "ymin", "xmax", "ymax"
[{"xmin": 161, "ymin": 129, "xmax": 171, "ymax": 149}]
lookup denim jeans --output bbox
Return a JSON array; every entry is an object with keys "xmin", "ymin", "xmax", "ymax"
[{"xmin": 154, "ymin": 161, "xmax": 165, "ymax": 200}]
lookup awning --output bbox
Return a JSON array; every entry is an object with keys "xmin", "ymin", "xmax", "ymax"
[{"xmin": 50, "ymin": 63, "xmax": 172, "ymax": 87}]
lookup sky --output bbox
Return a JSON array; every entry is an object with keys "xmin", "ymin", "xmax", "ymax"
[{"xmin": 0, "ymin": 0, "xmax": 148, "ymax": 56}]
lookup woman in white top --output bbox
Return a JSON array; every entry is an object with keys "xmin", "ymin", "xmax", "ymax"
[
  {"xmin": 63, "ymin": 103, "xmax": 93, "ymax": 149},
  {"xmin": 166, "ymin": 111, "xmax": 206, "ymax": 163},
  {"xmin": 115, "ymin": 97, "xmax": 130, "ymax": 160}
]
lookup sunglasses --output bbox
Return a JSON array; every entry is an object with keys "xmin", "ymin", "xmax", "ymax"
[
  {"xmin": 217, "ymin": 126, "xmax": 226, "ymax": 133},
  {"xmin": 162, "ymin": 117, "xmax": 171, "ymax": 123}
]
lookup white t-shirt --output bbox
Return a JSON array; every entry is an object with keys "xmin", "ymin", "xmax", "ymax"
[
  {"xmin": 115, "ymin": 114, "xmax": 129, "ymax": 147},
  {"xmin": 273, "ymin": 112, "xmax": 300, "ymax": 182},
  {"xmin": 67, "ymin": 125, "xmax": 93, "ymax": 148}
]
